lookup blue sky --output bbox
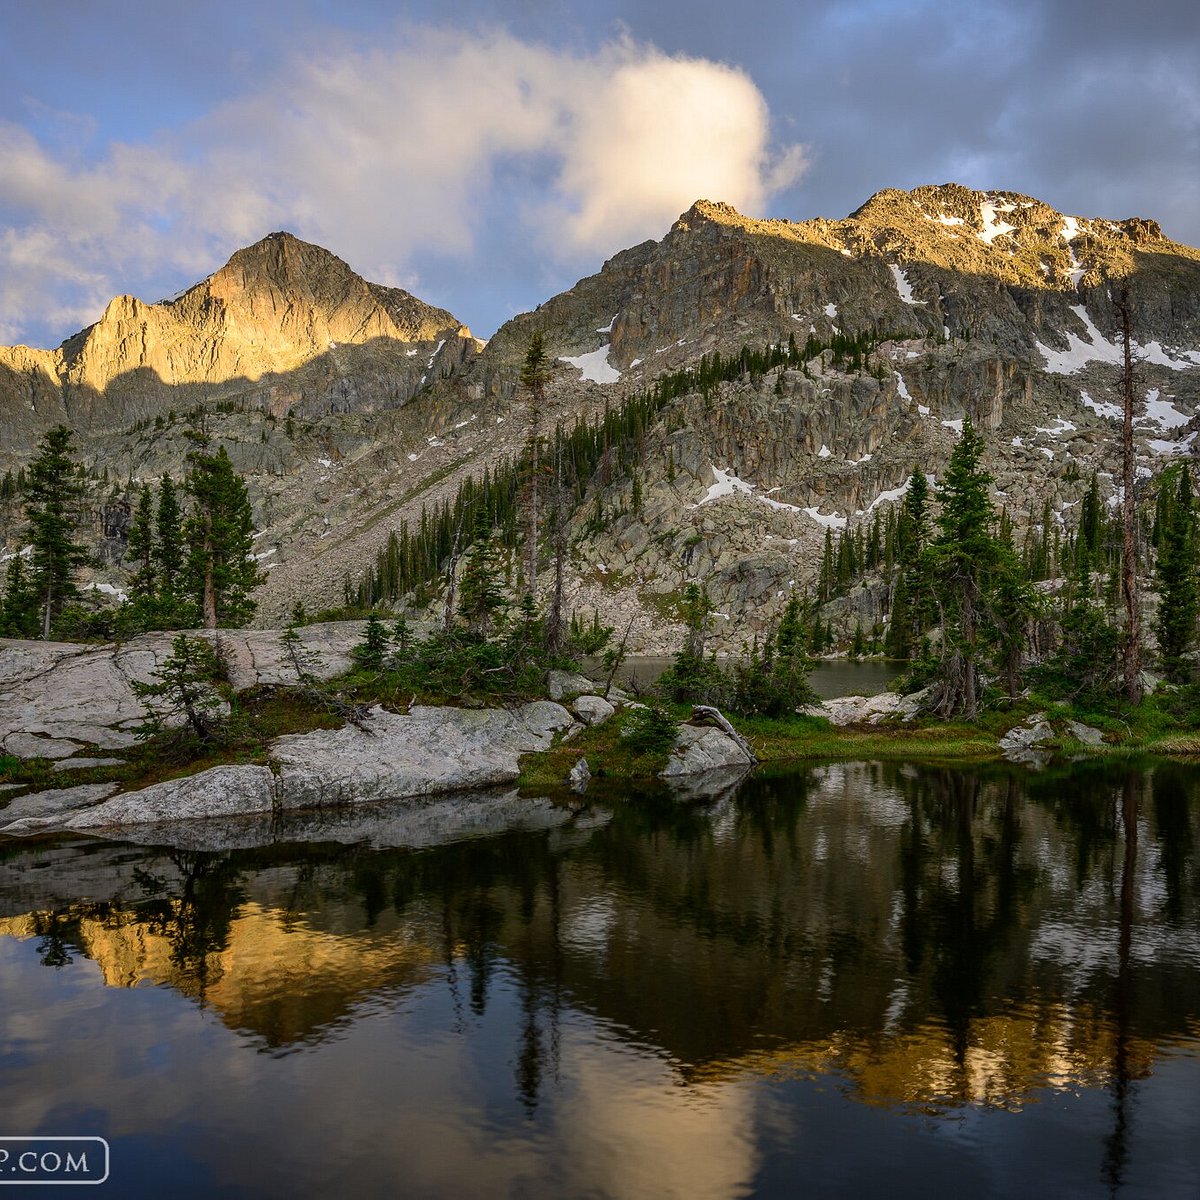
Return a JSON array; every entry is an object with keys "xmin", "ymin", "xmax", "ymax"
[{"xmin": 1, "ymin": 0, "xmax": 1197, "ymax": 348}]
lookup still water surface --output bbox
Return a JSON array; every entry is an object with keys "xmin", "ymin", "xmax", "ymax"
[
  {"xmin": 615, "ymin": 656, "xmax": 902, "ymax": 699},
  {"xmin": 1, "ymin": 759, "xmax": 1198, "ymax": 1198}
]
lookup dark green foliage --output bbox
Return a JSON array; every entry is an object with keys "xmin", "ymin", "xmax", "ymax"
[
  {"xmin": 657, "ymin": 652, "xmax": 732, "ymax": 708},
  {"xmin": 621, "ymin": 703, "xmax": 678, "ymax": 753},
  {"xmin": 457, "ymin": 512, "xmax": 506, "ymax": 636},
  {"xmin": 927, "ymin": 419, "xmax": 1038, "ymax": 716},
  {"xmin": 352, "ymin": 615, "xmax": 391, "ymax": 671},
  {"xmin": 568, "ymin": 611, "xmax": 614, "ymax": 656},
  {"xmin": 116, "ymin": 473, "xmax": 200, "ymax": 635},
  {"xmin": 155, "ymin": 474, "xmax": 186, "ymax": 601},
  {"xmin": 127, "ymin": 483, "xmax": 156, "ymax": 600},
  {"xmin": 659, "ymin": 596, "xmax": 816, "ymax": 718},
  {"xmin": 0, "ymin": 555, "xmax": 38, "ymax": 637},
  {"xmin": 184, "ymin": 440, "xmax": 264, "ymax": 628},
  {"xmin": 130, "ymin": 634, "xmax": 230, "ymax": 749},
  {"xmin": 886, "ymin": 468, "xmax": 932, "ymax": 659},
  {"xmin": 23, "ymin": 426, "xmax": 89, "ymax": 638},
  {"xmin": 1154, "ymin": 465, "xmax": 1197, "ymax": 682},
  {"xmin": 1035, "ymin": 587, "xmax": 1121, "ymax": 708}
]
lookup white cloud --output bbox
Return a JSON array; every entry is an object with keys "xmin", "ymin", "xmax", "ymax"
[{"xmin": 0, "ymin": 29, "xmax": 805, "ymax": 347}]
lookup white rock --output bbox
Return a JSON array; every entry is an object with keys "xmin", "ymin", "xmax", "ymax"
[
  {"xmin": 572, "ymin": 695, "xmax": 616, "ymax": 726},
  {"xmin": 271, "ymin": 703, "xmax": 573, "ymax": 811},
  {"xmin": 802, "ymin": 689, "xmax": 925, "ymax": 725},
  {"xmin": 547, "ymin": 670, "xmax": 597, "ymax": 701},
  {"xmin": 659, "ymin": 724, "xmax": 755, "ymax": 777},
  {"xmin": 1, "ymin": 782, "xmax": 120, "ymax": 825},
  {"xmin": 0, "ymin": 767, "xmax": 275, "ymax": 835}
]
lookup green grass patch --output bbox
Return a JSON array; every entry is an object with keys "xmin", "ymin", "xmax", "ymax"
[{"xmin": 518, "ymin": 708, "xmax": 674, "ymax": 792}]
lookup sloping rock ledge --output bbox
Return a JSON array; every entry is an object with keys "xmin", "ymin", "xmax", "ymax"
[{"xmin": 0, "ymin": 701, "xmax": 573, "ymax": 837}]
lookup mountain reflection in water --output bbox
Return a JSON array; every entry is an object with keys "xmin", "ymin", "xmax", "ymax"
[{"xmin": 1, "ymin": 759, "xmax": 1198, "ymax": 1198}]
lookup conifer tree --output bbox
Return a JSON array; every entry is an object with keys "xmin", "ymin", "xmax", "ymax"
[
  {"xmin": 458, "ymin": 511, "xmax": 506, "ymax": 637},
  {"xmin": 927, "ymin": 419, "xmax": 1035, "ymax": 716},
  {"xmin": 156, "ymin": 474, "xmax": 186, "ymax": 601},
  {"xmin": 886, "ymin": 468, "xmax": 931, "ymax": 658},
  {"xmin": 519, "ymin": 333, "xmax": 551, "ymax": 597},
  {"xmin": 24, "ymin": 425, "xmax": 89, "ymax": 638},
  {"xmin": 1154, "ymin": 465, "xmax": 1197, "ymax": 682},
  {"xmin": 184, "ymin": 438, "xmax": 264, "ymax": 629},
  {"xmin": 0, "ymin": 555, "xmax": 38, "ymax": 637},
  {"xmin": 127, "ymin": 483, "xmax": 156, "ymax": 601}
]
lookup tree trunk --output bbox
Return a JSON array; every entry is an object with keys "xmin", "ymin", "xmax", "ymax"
[
  {"xmin": 962, "ymin": 586, "xmax": 977, "ymax": 720},
  {"xmin": 527, "ymin": 392, "xmax": 541, "ymax": 599},
  {"xmin": 1116, "ymin": 287, "xmax": 1141, "ymax": 704}
]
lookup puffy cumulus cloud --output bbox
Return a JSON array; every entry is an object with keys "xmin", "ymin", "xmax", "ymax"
[
  {"xmin": 548, "ymin": 50, "xmax": 806, "ymax": 252},
  {"xmin": 0, "ymin": 29, "xmax": 804, "ymax": 347}
]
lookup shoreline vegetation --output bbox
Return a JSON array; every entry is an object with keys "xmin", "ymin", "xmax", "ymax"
[{"xmin": 2, "ymin": 635, "xmax": 1198, "ymax": 818}]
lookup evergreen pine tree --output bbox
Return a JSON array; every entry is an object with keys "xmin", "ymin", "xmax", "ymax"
[
  {"xmin": 519, "ymin": 333, "xmax": 551, "ymax": 596},
  {"xmin": 127, "ymin": 483, "xmax": 156, "ymax": 601},
  {"xmin": 458, "ymin": 511, "xmax": 506, "ymax": 636},
  {"xmin": 184, "ymin": 439, "xmax": 264, "ymax": 629},
  {"xmin": 1154, "ymin": 465, "xmax": 1197, "ymax": 683},
  {"xmin": 927, "ymin": 419, "xmax": 1036, "ymax": 717},
  {"xmin": 23, "ymin": 425, "xmax": 89, "ymax": 639},
  {"xmin": 156, "ymin": 474, "xmax": 186, "ymax": 601},
  {"xmin": 0, "ymin": 555, "xmax": 38, "ymax": 637}
]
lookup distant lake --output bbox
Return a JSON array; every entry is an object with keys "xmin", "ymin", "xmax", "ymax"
[
  {"xmin": 614, "ymin": 655, "xmax": 903, "ymax": 699},
  {"xmin": 2, "ymin": 759, "xmax": 1198, "ymax": 1197}
]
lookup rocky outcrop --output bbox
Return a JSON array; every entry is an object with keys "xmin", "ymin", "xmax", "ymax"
[
  {"xmin": 0, "ymin": 701, "xmax": 574, "ymax": 837},
  {"xmin": 271, "ymin": 702, "xmax": 572, "ymax": 809},
  {"xmin": 0, "ymin": 623, "xmax": 370, "ymax": 760},
  {"xmin": 3, "ymin": 185, "xmax": 1198, "ymax": 652}
]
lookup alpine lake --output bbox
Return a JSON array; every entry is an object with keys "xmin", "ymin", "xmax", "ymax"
[{"xmin": 1, "ymin": 680, "xmax": 1198, "ymax": 1197}]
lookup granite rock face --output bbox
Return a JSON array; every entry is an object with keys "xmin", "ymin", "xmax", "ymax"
[
  {"xmin": 0, "ymin": 623, "xmax": 369, "ymax": 760},
  {"xmin": 271, "ymin": 702, "xmax": 573, "ymax": 810},
  {"xmin": 0, "ymin": 232, "xmax": 479, "ymax": 447},
  {"xmin": 0, "ymin": 701, "xmax": 574, "ymax": 837},
  {"xmin": 803, "ymin": 689, "xmax": 927, "ymax": 726}
]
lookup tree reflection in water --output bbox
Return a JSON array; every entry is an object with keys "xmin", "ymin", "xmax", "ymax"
[{"xmin": 1, "ymin": 758, "xmax": 1197, "ymax": 1131}]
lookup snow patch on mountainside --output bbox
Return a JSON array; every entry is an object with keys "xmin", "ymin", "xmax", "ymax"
[
  {"xmin": 888, "ymin": 264, "xmax": 926, "ymax": 306},
  {"xmin": 1039, "ymin": 305, "xmax": 1199, "ymax": 374},
  {"xmin": 560, "ymin": 345, "xmax": 621, "ymax": 384},
  {"xmin": 978, "ymin": 200, "xmax": 1017, "ymax": 245}
]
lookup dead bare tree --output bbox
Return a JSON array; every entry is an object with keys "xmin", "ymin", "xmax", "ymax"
[
  {"xmin": 520, "ymin": 333, "xmax": 550, "ymax": 600},
  {"xmin": 1115, "ymin": 285, "xmax": 1142, "ymax": 704}
]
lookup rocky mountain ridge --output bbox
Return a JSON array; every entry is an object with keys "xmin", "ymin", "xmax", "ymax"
[
  {"xmin": 2, "ymin": 184, "xmax": 1198, "ymax": 649},
  {"xmin": 0, "ymin": 232, "xmax": 480, "ymax": 454}
]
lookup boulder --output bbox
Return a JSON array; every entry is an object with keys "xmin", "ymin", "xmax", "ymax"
[
  {"xmin": 802, "ymin": 689, "xmax": 926, "ymax": 725},
  {"xmin": 572, "ymin": 695, "xmax": 616, "ymax": 726},
  {"xmin": 567, "ymin": 758, "xmax": 591, "ymax": 791},
  {"xmin": 547, "ymin": 670, "xmax": 598, "ymax": 701},
  {"xmin": 0, "ymin": 623, "xmax": 370, "ymax": 761},
  {"xmin": 999, "ymin": 713, "xmax": 1056, "ymax": 765},
  {"xmin": 660, "ymin": 724, "xmax": 755, "ymax": 778},
  {"xmin": 1066, "ymin": 720, "xmax": 1105, "ymax": 747},
  {"xmin": 0, "ymin": 782, "xmax": 120, "ymax": 825}
]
